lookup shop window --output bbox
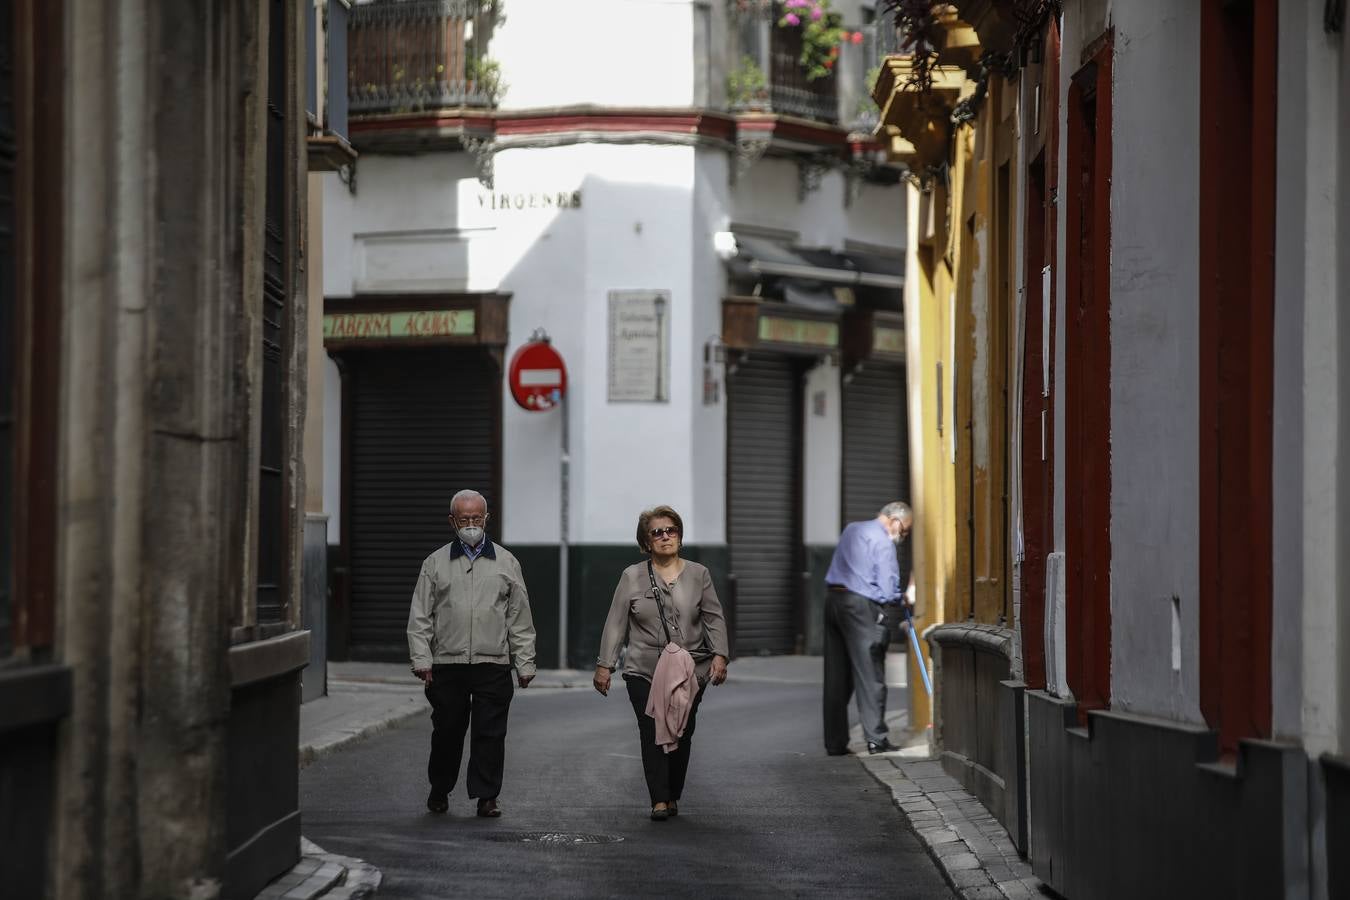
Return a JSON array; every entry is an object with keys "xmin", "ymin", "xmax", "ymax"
[
  {"xmin": 256, "ymin": 0, "xmax": 289, "ymax": 625},
  {"xmin": 1, "ymin": 0, "xmax": 60, "ymax": 658},
  {"xmin": 0, "ymin": 0, "xmax": 14, "ymax": 656}
]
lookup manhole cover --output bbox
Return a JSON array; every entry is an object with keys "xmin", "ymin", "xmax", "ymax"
[{"xmin": 489, "ymin": 832, "xmax": 624, "ymax": 845}]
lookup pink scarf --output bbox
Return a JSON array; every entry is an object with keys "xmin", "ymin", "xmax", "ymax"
[{"xmin": 645, "ymin": 642, "xmax": 696, "ymax": 753}]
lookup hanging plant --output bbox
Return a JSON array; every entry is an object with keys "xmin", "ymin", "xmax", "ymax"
[{"xmin": 778, "ymin": 0, "xmax": 846, "ymax": 81}]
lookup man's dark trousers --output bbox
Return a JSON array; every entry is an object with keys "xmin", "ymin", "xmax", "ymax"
[
  {"xmin": 823, "ymin": 590, "xmax": 890, "ymax": 752},
  {"xmin": 425, "ymin": 663, "xmax": 514, "ymax": 800}
]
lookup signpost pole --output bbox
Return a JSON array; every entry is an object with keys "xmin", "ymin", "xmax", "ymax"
[
  {"xmin": 558, "ymin": 393, "xmax": 570, "ymax": 670},
  {"xmin": 508, "ymin": 329, "xmax": 570, "ymax": 670}
]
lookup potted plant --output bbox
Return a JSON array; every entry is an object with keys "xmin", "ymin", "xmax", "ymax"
[{"xmin": 727, "ymin": 56, "xmax": 770, "ymax": 109}]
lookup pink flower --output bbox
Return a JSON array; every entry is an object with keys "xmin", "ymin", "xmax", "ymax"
[
  {"xmin": 810, "ymin": 6, "xmax": 823, "ymax": 19},
  {"xmin": 784, "ymin": 12, "xmax": 800, "ymax": 25},
  {"xmin": 851, "ymin": 31, "xmax": 864, "ymax": 44},
  {"xmin": 786, "ymin": 0, "xmax": 809, "ymax": 7}
]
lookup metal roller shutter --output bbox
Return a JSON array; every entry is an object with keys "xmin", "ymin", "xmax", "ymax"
[
  {"xmin": 348, "ymin": 348, "xmax": 497, "ymax": 659},
  {"xmin": 842, "ymin": 364, "xmax": 912, "ymax": 589},
  {"xmin": 727, "ymin": 356, "xmax": 802, "ymax": 655}
]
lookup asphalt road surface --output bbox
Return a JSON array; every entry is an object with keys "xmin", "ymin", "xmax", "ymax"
[{"xmin": 300, "ymin": 670, "xmax": 954, "ymax": 900}]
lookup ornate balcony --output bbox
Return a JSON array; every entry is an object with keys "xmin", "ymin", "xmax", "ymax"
[
  {"xmin": 348, "ymin": 0, "xmax": 501, "ymax": 118},
  {"xmin": 728, "ymin": 1, "xmax": 840, "ymax": 124}
]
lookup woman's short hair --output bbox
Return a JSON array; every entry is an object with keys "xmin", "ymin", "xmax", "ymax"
[{"xmin": 636, "ymin": 505, "xmax": 685, "ymax": 553}]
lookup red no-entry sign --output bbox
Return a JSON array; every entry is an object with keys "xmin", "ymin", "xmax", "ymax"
[{"xmin": 508, "ymin": 339, "xmax": 567, "ymax": 411}]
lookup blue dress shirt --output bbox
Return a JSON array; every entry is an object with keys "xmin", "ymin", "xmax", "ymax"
[{"xmin": 824, "ymin": 519, "xmax": 901, "ymax": 604}]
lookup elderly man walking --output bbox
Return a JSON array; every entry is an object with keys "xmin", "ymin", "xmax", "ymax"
[
  {"xmin": 822, "ymin": 501, "xmax": 914, "ymax": 756},
  {"xmin": 408, "ymin": 489, "xmax": 537, "ymax": 817}
]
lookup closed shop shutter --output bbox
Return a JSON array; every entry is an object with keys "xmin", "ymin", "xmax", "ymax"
[
  {"xmin": 727, "ymin": 355, "xmax": 802, "ymax": 655},
  {"xmin": 347, "ymin": 348, "xmax": 498, "ymax": 660},
  {"xmin": 842, "ymin": 364, "xmax": 912, "ymax": 589}
]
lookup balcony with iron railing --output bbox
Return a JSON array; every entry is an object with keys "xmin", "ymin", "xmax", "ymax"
[
  {"xmin": 728, "ymin": 1, "xmax": 840, "ymax": 124},
  {"xmin": 348, "ymin": 0, "xmax": 502, "ymax": 118}
]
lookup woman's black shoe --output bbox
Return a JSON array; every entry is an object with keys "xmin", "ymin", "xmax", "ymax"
[
  {"xmin": 426, "ymin": 792, "xmax": 449, "ymax": 814},
  {"xmin": 668, "ymin": 801, "xmax": 678, "ymax": 817},
  {"xmin": 650, "ymin": 805, "xmax": 670, "ymax": 821}
]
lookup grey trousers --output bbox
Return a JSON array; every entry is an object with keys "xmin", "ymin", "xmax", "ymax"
[{"xmin": 823, "ymin": 590, "xmax": 890, "ymax": 750}]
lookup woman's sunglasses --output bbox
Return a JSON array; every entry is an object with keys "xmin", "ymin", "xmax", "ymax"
[{"xmin": 648, "ymin": 526, "xmax": 679, "ymax": 539}]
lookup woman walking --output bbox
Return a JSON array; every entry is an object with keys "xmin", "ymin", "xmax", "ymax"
[{"xmin": 594, "ymin": 505, "xmax": 729, "ymax": 820}]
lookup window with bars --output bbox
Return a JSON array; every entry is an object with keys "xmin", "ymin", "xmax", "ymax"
[
  {"xmin": 0, "ymin": 0, "xmax": 14, "ymax": 657},
  {"xmin": 256, "ymin": 0, "xmax": 289, "ymax": 625}
]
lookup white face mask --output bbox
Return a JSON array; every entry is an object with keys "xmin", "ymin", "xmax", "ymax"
[{"xmin": 457, "ymin": 525, "xmax": 485, "ymax": 547}]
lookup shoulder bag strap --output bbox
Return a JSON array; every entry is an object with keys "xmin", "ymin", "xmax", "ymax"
[{"xmin": 646, "ymin": 559, "xmax": 674, "ymax": 646}]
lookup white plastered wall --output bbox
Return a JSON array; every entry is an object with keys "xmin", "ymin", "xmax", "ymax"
[
  {"xmin": 1284, "ymin": 8, "xmax": 1348, "ymax": 757},
  {"xmin": 494, "ymin": 0, "xmax": 699, "ymax": 109},
  {"xmin": 804, "ymin": 359, "xmax": 842, "ymax": 545},
  {"xmin": 1097, "ymin": 0, "xmax": 1203, "ymax": 723}
]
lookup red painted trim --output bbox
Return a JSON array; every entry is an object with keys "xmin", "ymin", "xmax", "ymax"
[
  {"xmin": 1198, "ymin": 0, "xmax": 1275, "ymax": 755},
  {"xmin": 1064, "ymin": 34, "xmax": 1112, "ymax": 721},
  {"xmin": 349, "ymin": 108, "xmax": 850, "ymax": 152},
  {"xmin": 495, "ymin": 111, "xmax": 736, "ymax": 140},
  {"xmin": 1019, "ymin": 20, "xmax": 1061, "ymax": 692}
]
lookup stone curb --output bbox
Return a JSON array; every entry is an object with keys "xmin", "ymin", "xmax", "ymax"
[
  {"xmin": 857, "ymin": 755, "xmax": 1047, "ymax": 900},
  {"xmin": 299, "ymin": 702, "xmax": 426, "ymax": 769},
  {"xmin": 255, "ymin": 838, "xmax": 382, "ymax": 900}
]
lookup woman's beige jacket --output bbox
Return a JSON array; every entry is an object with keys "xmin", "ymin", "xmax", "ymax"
[{"xmin": 596, "ymin": 559, "xmax": 729, "ymax": 683}]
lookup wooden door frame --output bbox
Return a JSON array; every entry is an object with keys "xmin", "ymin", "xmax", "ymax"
[
  {"xmin": 1063, "ymin": 32, "xmax": 1113, "ymax": 719},
  {"xmin": 1198, "ymin": 0, "xmax": 1276, "ymax": 754}
]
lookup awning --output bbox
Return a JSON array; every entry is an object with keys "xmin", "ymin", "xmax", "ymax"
[{"xmin": 724, "ymin": 233, "xmax": 904, "ymax": 312}]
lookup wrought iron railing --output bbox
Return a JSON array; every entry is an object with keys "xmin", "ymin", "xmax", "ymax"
[
  {"xmin": 851, "ymin": 5, "xmax": 901, "ymax": 133},
  {"xmin": 348, "ymin": 0, "xmax": 498, "ymax": 116},
  {"xmin": 729, "ymin": 1, "xmax": 839, "ymax": 124}
]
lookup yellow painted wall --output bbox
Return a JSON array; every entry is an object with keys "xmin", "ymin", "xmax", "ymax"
[
  {"xmin": 904, "ymin": 178, "xmax": 960, "ymax": 730},
  {"xmin": 900, "ymin": 71, "xmax": 1020, "ymax": 727}
]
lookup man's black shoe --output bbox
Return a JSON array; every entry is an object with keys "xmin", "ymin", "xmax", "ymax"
[
  {"xmin": 476, "ymin": 798, "xmax": 501, "ymax": 818},
  {"xmin": 826, "ymin": 747, "xmax": 850, "ymax": 756},
  {"xmin": 867, "ymin": 739, "xmax": 898, "ymax": 755},
  {"xmin": 427, "ymin": 792, "xmax": 449, "ymax": 814}
]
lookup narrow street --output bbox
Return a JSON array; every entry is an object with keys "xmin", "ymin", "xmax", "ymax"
[{"xmin": 300, "ymin": 666, "xmax": 953, "ymax": 899}]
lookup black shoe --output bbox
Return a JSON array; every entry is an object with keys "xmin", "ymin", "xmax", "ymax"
[
  {"xmin": 867, "ymin": 739, "xmax": 898, "ymax": 754},
  {"xmin": 476, "ymin": 798, "xmax": 501, "ymax": 818},
  {"xmin": 826, "ymin": 747, "xmax": 850, "ymax": 756},
  {"xmin": 650, "ymin": 804, "xmax": 670, "ymax": 821},
  {"xmin": 427, "ymin": 792, "xmax": 449, "ymax": 814},
  {"xmin": 668, "ymin": 801, "xmax": 679, "ymax": 818}
]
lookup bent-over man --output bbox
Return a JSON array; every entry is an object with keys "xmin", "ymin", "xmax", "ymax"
[
  {"xmin": 822, "ymin": 501, "xmax": 914, "ymax": 756},
  {"xmin": 408, "ymin": 489, "xmax": 537, "ymax": 818}
]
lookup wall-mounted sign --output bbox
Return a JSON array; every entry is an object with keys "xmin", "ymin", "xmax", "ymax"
[
  {"xmin": 475, "ymin": 189, "xmax": 583, "ymax": 212},
  {"xmin": 608, "ymin": 290, "xmax": 671, "ymax": 403},
  {"xmin": 758, "ymin": 315, "xmax": 839, "ymax": 349},
  {"xmin": 873, "ymin": 325, "xmax": 905, "ymax": 355},
  {"xmin": 323, "ymin": 310, "xmax": 476, "ymax": 341}
]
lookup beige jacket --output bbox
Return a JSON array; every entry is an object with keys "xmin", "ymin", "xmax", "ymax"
[{"xmin": 406, "ymin": 540, "xmax": 537, "ymax": 678}]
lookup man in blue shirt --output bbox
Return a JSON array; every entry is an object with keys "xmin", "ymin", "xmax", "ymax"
[{"xmin": 823, "ymin": 501, "xmax": 914, "ymax": 755}]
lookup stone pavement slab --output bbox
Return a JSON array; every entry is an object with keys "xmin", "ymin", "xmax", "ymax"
[
  {"xmin": 859, "ymin": 754, "xmax": 1051, "ymax": 900},
  {"xmin": 255, "ymin": 838, "xmax": 381, "ymax": 900}
]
